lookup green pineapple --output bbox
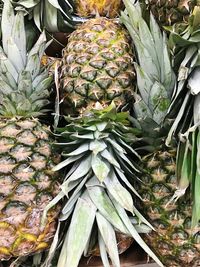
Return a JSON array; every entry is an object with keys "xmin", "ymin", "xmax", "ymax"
[
  {"xmin": 40, "ymin": 10, "xmax": 165, "ymax": 267},
  {"xmin": 59, "ymin": 17, "xmax": 135, "ymax": 116},
  {"xmin": 143, "ymin": 0, "xmax": 200, "ymax": 26},
  {"xmin": 121, "ymin": 1, "xmax": 200, "ymax": 266},
  {"xmin": 0, "ymin": 0, "xmax": 60, "ymax": 261}
]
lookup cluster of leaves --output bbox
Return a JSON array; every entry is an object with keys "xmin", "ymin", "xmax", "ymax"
[
  {"xmin": 121, "ymin": 1, "xmax": 176, "ymax": 151},
  {"xmin": 0, "ymin": 1, "xmax": 52, "ymax": 118},
  {"xmin": 6, "ymin": 0, "xmax": 86, "ymax": 32},
  {"xmin": 40, "ymin": 103, "xmax": 163, "ymax": 267},
  {"xmin": 165, "ymin": 7, "xmax": 200, "ymax": 227}
]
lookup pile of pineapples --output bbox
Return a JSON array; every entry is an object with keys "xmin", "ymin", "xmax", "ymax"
[{"xmin": 1, "ymin": 0, "xmax": 200, "ymax": 266}]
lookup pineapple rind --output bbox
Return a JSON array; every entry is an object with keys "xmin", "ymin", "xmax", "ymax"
[
  {"xmin": 147, "ymin": 0, "xmax": 199, "ymax": 26},
  {"xmin": 60, "ymin": 17, "xmax": 135, "ymax": 116},
  {"xmin": 0, "ymin": 118, "xmax": 60, "ymax": 260},
  {"xmin": 75, "ymin": 0, "xmax": 124, "ymax": 18},
  {"xmin": 138, "ymin": 149, "xmax": 200, "ymax": 267}
]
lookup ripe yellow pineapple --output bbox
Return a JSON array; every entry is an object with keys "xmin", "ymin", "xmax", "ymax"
[
  {"xmin": 74, "ymin": 0, "xmax": 124, "ymax": 18},
  {"xmin": 0, "ymin": 1, "xmax": 60, "ymax": 260},
  {"xmin": 59, "ymin": 17, "xmax": 135, "ymax": 116}
]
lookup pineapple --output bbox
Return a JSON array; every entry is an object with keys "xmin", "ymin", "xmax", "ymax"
[
  {"xmin": 74, "ymin": 0, "xmax": 124, "ymax": 18},
  {"xmin": 59, "ymin": 17, "xmax": 135, "ymax": 116},
  {"xmin": 121, "ymin": 1, "xmax": 200, "ymax": 266},
  {"xmin": 0, "ymin": 1, "xmax": 60, "ymax": 260},
  {"xmin": 144, "ymin": 0, "xmax": 200, "ymax": 26},
  {"xmin": 41, "ymin": 13, "xmax": 164, "ymax": 267},
  {"xmin": 42, "ymin": 104, "xmax": 163, "ymax": 267}
]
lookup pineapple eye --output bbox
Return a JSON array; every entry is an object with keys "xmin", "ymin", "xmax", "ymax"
[
  {"xmin": 36, "ymin": 192, "xmax": 53, "ymax": 209},
  {"xmin": 0, "ymin": 156, "xmax": 16, "ymax": 174},
  {"xmin": 193, "ymin": 232, "xmax": 200, "ymax": 244},
  {"xmin": 2, "ymin": 201, "xmax": 28, "ymax": 226},
  {"xmin": 13, "ymin": 164, "xmax": 35, "ymax": 182},
  {"xmin": 0, "ymin": 176, "xmax": 16, "ymax": 195},
  {"xmin": 17, "ymin": 130, "xmax": 37, "ymax": 146},
  {"xmin": 171, "ymin": 229, "xmax": 189, "ymax": 241},
  {"xmin": 14, "ymin": 183, "xmax": 37, "ymax": 205}
]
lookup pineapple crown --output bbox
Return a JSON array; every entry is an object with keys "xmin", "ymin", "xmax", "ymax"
[
  {"xmin": 163, "ymin": 9, "xmax": 200, "ymax": 226},
  {"xmin": 41, "ymin": 103, "xmax": 164, "ymax": 267},
  {"xmin": 7, "ymin": 0, "xmax": 77, "ymax": 32},
  {"xmin": 121, "ymin": 0, "xmax": 176, "ymax": 151},
  {"xmin": 0, "ymin": 0, "xmax": 52, "ymax": 118}
]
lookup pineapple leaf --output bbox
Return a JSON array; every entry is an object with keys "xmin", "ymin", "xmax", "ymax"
[
  {"xmin": 71, "ymin": 132, "xmax": 94, "ymax": 140},
  {"xmin": 41, "ymin": 222, "xmax": 61, "ymax": 267},
  {"xmin": 101, "ymin": 149, "xmax": 121, "ymax": 169},
  {"xmin": 65, "ymin": 143, "xmax": 89, "ymax": 156},
  {"xmin": 116, "ymin": 149, "xmax": 139, "ymax": 173},
  {"xmin": 61, "ymin": 192, "xmax": 81, "ymax": 218},
  {"xmin": 162, "ymin": 34, "xmax": 176, "ymax": 94},
  {"xmin": 26, "ymin": 31, "xmax": 46, "ymax": 79},
  {"xmin": 33, "ymin": 3, "xmax": 42, "ymax": 31},
  {"xmin": 86, "ymin": 183, "xmax": 129, "ymax": 234},
  {"xmin": 134, "ymin": 95, "xmax": 152, "ymax": 120},
  {"xmin": 194, "ymin": 94, "xmax": 200, "ymax": 125},
  {"xmin": 117, "ymin": 136, "xmax": 141, "ymax": 159},
  {"xmin": 122, "ymin": 0, "xmax": 142, "ymax": 30},
  {"xmin": 91, "ymin": 154, "xmax": 110, "ymax": 182},
  {"xmin": 96, "ymin": 212, "xmax": 120, "ymax": 267},
  {"xmin": 192, "ymin": 131, "xmax": 200, "ymax": 226},
  {"xmin": 0, "ymin": 47, "xmax": 18, "ymax": 82},
  {"xmin": 115, "ymin": 167, "xmax": 141, "ymax": 199},
  {"xmin": 41, "ymin": 191, "xmax": 65, "ymax": 226},
  {"xmin": 166, "ymin": 92, "xmax": 191, "ymax": 146},
  {"xmin": 0, "ymin": 71, "xmax": 16, "ymax": 90},
  {"xmin": 7, "ymin": 37, "xmax": 25, "ymax": 72},
  {"xmin": 110, "ymin": 196, "xmax": 164, "ymax": 267},
  {"xmin": 192, "ymin": 170, "xmax": 200, "ymax": 227},
  {"xmin": 62, "ymin": 154, "xmax": 91, "ymax": 184},
  {"xmin": 107, "ymin": 138, "xmax": 126, "ymax": 153},
  {"xmin": 89, "ymin": 139, "xmax": 107, "ymax": 155},
  {"xmin": 57, "ymin": 195, "xmax": 96, "ymax": 267},
  {"xmin": 98, "ymin": 232, "xmax": 111, "ymax": 267},
  {"xmin": 96, "ymin": 122, "xmax": 108, "ymax": 132},
  {"xmin": 149, "ymin": 13, "xmax": 163, "ymax": 71},
  {"xmin": 138, "ymin": 18, "xmax": 159, "ymax": 73},
  {"xmin": 61, "ymin": 175, "xmax": 89, "ymax": 215},
  {"xmin": 18, "ymin": 71, "xmax": 32, "ymax": 96},
  {"xmin": 188, "ymin": 67, "xmax": 200, "ymax": 95},
  {"xmin": 2, "ymin": 0, "xmax": 14, "ymax": 55},
  {"xmin": 0, "ymin": 78, "xmax": 13, "ymax": 94},
  {"xmin": 52, "ymin": 154, "xmax": 83, "ymax": 171},
  {"xmin": 11, "ymin": 11, "xmax": 26, "ymax": 66},
  {"xmin": 15, "ymin": 0, "xmax": 40, "ymax": 8},
  {"xmin": 104, "ymin": 169, "xmax": 134, "ymax": 213},
  {"xmin": 134, "ymin": 64, "xmax": 153, "ymax": 106},
  {"xmin": 150, "ymin": 82, "xmax": 170, "ymax": 125},
  {"xmin": 43, "ymin": 0, "xmax": 59, "ymax": 32}
]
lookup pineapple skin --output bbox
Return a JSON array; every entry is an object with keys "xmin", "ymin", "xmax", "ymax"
[
  {"xmin": 138, "ymin": 150, "xmax": 200, "ymax": 266},
  {"xmin": 0, "ymin": 118, "xmax": 60, "ymax": 260},
  {"xmin": 60, "ymin": 17, "xmax": 135, "ymax": 116},
  {"xmin": 74, "ymin": 0, "xmax": 124, "ymax": 18},
  {"xmin": 147, "ymin": 0, "xmax": 199, "ymax": 26}
]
